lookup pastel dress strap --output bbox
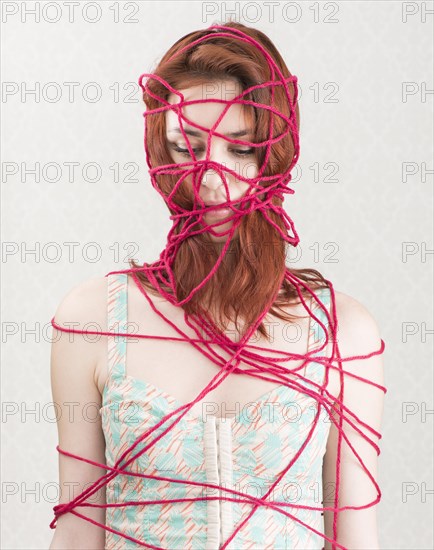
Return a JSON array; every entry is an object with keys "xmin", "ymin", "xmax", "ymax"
[
  {"xmin": 304, "ymin": 285, "xmax": 332, "ymax": 389},
  {"xmin": 107, "ymin": 273, "xmax": 129, "ymax": 384}
]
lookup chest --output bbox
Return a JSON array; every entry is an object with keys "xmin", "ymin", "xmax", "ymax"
[{"xmin": 95, "ymin": 294, "xmax": 340, "ymax": 420}]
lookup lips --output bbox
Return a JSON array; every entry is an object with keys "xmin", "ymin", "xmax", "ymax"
[{"xmin": 206, "ymin": 207, "xmax": 231, "ymax": 219}]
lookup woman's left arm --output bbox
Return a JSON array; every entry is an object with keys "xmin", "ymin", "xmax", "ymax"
[{"xmin": 323, "ymin": 291, "xmax": 386, "ymax": 550}]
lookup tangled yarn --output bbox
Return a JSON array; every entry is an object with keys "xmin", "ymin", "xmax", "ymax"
[{"xmin": 49, "ymin": 24, "xmax": 386, "ymax": 550}]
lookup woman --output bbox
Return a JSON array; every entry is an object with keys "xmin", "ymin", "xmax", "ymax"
[{"xmin": 49, "ymin": 22, "xmax": 386, "ymax": 550}]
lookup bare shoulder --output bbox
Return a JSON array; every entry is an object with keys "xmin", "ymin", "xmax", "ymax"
[
  {"xmin": 51, "ymin": 275, "xmax": 109, "ymax": 385},
  {"xmin": 53, "ymin": 275, "xmax": 108, "ymax": 330},
  {"xmin": 332, "ymin": 289, "xmax": 383, "ymax": 357},
  {"xmin": 330, "ymin": 289, "xmax": 385, "ymax": 403}
]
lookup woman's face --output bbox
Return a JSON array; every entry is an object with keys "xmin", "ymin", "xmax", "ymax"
[{"xmin": 165, "ymin": 79, "xmax": 258, "ymax": 243}]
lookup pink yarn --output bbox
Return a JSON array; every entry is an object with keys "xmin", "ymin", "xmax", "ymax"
[{"xmin": 49, "ymin": 24, "xmax": 387, "ymax": 550}]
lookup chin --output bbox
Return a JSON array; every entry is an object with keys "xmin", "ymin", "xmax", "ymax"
[{"xmin": 209, "ymin": 222, "xmax": 239, "ymax": 244}]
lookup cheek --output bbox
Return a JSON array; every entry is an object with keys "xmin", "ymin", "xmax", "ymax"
[
  {"xmin": 235, "ymin": 160, "xmax": 257, "ymax": 193},
  {"xmin": 234, "ymin": 181, "xmax": 253, "ymax": 199},
  {"xmin": 244, "ymin": 161, "xmax": 258, "ymax": 181}
]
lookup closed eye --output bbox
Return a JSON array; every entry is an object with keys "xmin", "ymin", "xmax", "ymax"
[{"xmin": 169, "ymin": 144, "xmax": 254, "ymax": 158}]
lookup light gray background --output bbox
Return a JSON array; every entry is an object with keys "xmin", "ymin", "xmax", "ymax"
[{"xmin": 1, "ymin": 1, "xmax": 433, "ymax": 548}]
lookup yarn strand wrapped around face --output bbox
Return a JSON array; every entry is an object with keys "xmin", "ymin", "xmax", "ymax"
[
  {"xmin": 138, "ymin": 25, "xmax": 302, "ymax": 309},
  {"xmin": 49, "ymin": 24, "xmax": 386, "ymax": 550}
]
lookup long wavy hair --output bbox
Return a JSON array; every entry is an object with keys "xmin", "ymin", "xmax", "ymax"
[{"xmin": 130, "ymin": 21, "xmax": 329, "ymax": 341}]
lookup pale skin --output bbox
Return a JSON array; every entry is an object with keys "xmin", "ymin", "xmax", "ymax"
[
  {"xmin": 49, "ymin": 81, "xmax": 385, "ymax": 549},
  {"xmin": 166, "ymin": 79, "xmax": 259, "ymax": 244}
]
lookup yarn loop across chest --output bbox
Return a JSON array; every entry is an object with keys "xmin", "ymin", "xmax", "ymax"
[{"xmin": 49, "ymin": 23, "xmax": 387, "ymax": 550}]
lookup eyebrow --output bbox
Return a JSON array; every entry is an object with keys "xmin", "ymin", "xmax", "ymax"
[{"xmin": 168, "ymin": 127, "xmax": 252, "ymax": 138}]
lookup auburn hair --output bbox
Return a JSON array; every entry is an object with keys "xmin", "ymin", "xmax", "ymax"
[{"xmin": 130, "ymin": 21, "xmax": 329, "ymax": 341}]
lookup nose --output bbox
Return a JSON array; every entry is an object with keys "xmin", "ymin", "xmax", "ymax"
[{"xmin": 201, "ymin": 167, "xmax": 224, "ymax": 191}]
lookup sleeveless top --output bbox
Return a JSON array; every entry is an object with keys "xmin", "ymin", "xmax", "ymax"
[{"xmin": 99, "ymin": 273, "xmax": 333, "ymax": 549}]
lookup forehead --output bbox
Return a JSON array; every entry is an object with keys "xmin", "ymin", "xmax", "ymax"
[{"xmin": 166, "ymin": 80, "xmax": 250, "ymax": 134}]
